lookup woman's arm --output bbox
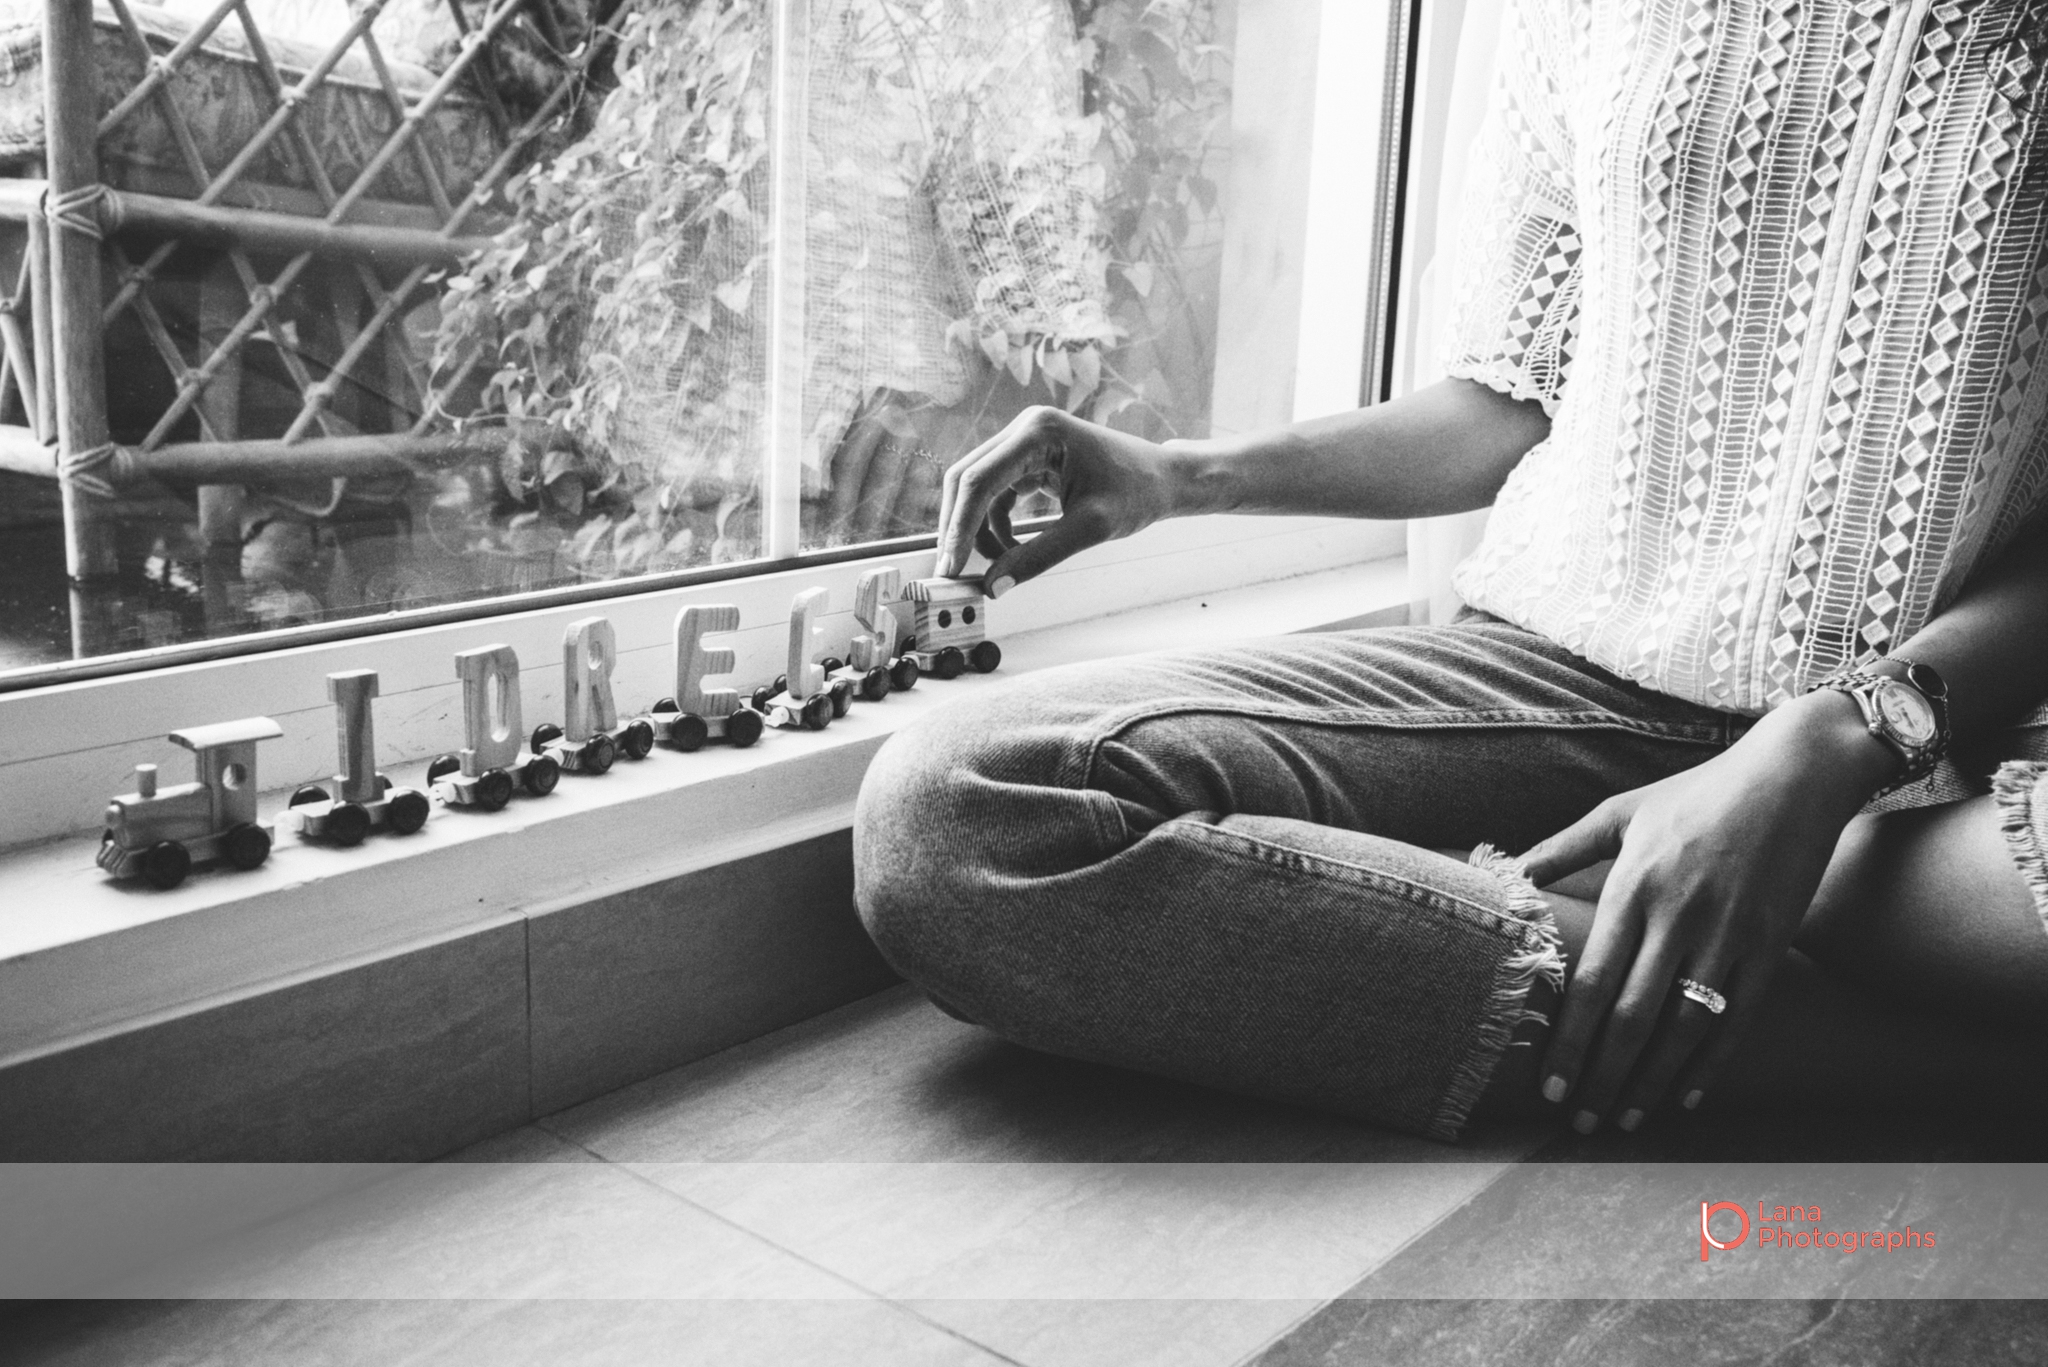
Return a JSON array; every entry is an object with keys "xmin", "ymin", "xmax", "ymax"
[
  {"xmin": 933, "ymin": 378, "xmax": 1552, "ymax": 586},
  {"xmin": 1520, "ymin": 516, "xmax": 2048, "ymax": 1132}
]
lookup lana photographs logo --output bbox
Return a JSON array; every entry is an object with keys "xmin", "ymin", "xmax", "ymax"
[{"xmin": 1699, "ymin": 1200, "xmax": 1938, "ymax": 1261}]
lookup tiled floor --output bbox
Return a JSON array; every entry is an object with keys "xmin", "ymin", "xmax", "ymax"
[{"xmin": 9, "ymin": 986, "xmax": 2048, "ymax": 1366}]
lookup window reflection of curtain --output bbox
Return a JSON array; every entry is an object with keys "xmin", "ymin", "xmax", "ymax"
[{"xmin": 1401, "ymin": 0, "xmax": 1502, "ymax": 625}]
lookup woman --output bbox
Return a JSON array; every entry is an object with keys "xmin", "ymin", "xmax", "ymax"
[{"xmin": 852, "ymin": 0, "xmax": 2048, "ymax": 1141}]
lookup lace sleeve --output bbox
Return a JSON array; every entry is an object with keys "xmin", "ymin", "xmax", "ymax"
[{"xmin": 1439, "ymin": 0, "xmax": 1582, "ymax": 417}]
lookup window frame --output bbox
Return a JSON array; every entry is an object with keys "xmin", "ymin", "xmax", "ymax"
[{"xmin": 0, "ymin": 0, "xmax": 1419, "ymax": 852}]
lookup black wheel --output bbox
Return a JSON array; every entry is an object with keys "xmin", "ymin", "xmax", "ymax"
[
  {"xmin": 379, "ymin": 773, "xmax": 394, "ymax": 793},
  {"xmin": 934, "ymin": 646, "xmax": 966, "ymax": 680},
  {"xmin": 581, "ymin": 733, "xmax": 617, "ymax": 775},
  {"xmin": 725, "ymin": 707, "xmax": 764, "ymax": 748},
  {"xmin": 772, "ymin": 673, "xmax": 789, "ymax": 696},
  {"xmin": 900, "ymin": 634, "xmax": 916, "ymax": 654},
  {"xmin": 749, "ymin": 685, "xmax": 776, "ymax": 713},
  {"xmin": 531, "ymin": 722, "xmax": 564, "ymax": 752},
  {"xmin": 651, "ymin": 696, "xmax": 678, "ymax": 713},
  {"xmin": 969, "ymin": 640, "xmax": 1003, "ymax": 674},
  {"xmin": 828, "ymin": 681, "xmax": 853, "ymax": 718},
  {"xmin": 140, "ymin": 839, "xmax": 191, "ymax": 890},
  {"xmin": 619, "ymin": 719, "xmax": 656, "ymax": 760},
  {"xmin": 524, "ymin": 754, "xmax": 561, "ymax": 797},
  {"xmin": 801, "ymin": 694, "xmax": 833, "ymax": 730},
  {"xmin": 821, "ymin": 657, "xmax": 846, "ymax": 677},
  {"xmin": 223, "ymin": 822, "xmax": 272, "ymax": 871},
  {"xmin": 476, "ymin": 768, "xmax": 515, "ymax": 811},
  {"xmin": 289, "ymin": 784, "xmax": 331, "ymax": 808},
  {"xmin": 669, "ymin": 713, "xmax": 709, "ymax": 751},
  {"xmin": 327, "ymin": 802, "xmax": 372, "ymax": 847},
  {"xmin": 385, "ymin": 789, "xmax": 431, "ymax": 836},
  {"xmin": 889, "ymin": 656, "xmax": 921, "ymax": 692},
  {"xmin": 427, "ymin": 754, "xmax": 462, "ymax": 784},
  {"xmin": 860, "ymin": 666, "xmax": 891, "ymax": 701}
]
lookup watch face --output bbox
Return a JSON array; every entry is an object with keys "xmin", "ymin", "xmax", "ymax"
[{"xmin": 1875, "ymin": 680, "xmax": 1937, "ymax": 746}]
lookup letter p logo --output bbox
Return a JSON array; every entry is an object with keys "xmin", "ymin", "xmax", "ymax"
[{"xmin": 1700, "ymin": 1201, "xmax": 1749, "ymax": 1262}]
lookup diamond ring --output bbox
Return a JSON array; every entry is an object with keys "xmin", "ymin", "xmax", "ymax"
[{"xmin": 1679, "ymin": 978, "xmax": 1727, "ymax": 1014}]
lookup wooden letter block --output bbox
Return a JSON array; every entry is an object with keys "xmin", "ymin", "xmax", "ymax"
[
  {"xmin": 677, "ymin": 604, "xmax": 742, "ymax": 717},
  {"xmin": 455, "ymin": 644, "xmax": 523, "ymax": 777},
  {"xmin": 327, "ymin": 668, "xmax": 381, "ymax": 804},
  {"xmin": 563, "ymin": 616, "xmax": 620, "ymax": 743},
  {"xmin": 786, "ymin": 587, "xmax": 830, "ymax": 700},
  {"xmin": 848, "ymin": 568, "xmax": 901, "ymax": 671}
]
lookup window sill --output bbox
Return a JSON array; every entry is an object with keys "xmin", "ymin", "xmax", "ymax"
[{"xmin": 0, "ymin": 554, "xmax": 1408, "ymax": 1068}]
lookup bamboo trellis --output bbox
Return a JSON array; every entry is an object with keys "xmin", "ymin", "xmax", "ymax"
[{"xmin": 2, "ymin": 0, "xmax": 618, "ymax": 589}]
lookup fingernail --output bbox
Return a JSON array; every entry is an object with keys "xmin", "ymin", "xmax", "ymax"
[
  {"xmin": 1682, "ymin": 1089, "xmax": 1703, "ymax": 1111},
  {"xmin": 1617, "ymin": 1108, "xmax": 1644, "ymax": 1133},
  {"xmin": 1542, "ymin": 1075, "xmax": 1568, "ymax": 1104},
  {"xmin": 988, "ymin": 575, "xmax": 1014, "ymax": 600},
  {"xmin": 1572, "ymin": 1110, "xmax": 1599, "ymax": 1134}
]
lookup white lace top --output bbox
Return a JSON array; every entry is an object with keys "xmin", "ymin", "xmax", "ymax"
[{"xmin": 1446, "ymin": 0, "xmax": 2048, "ymax": 713}]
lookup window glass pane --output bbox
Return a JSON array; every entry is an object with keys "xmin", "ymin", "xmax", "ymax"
[
  {"xmin": 796, "ymin": 0, "xmax": 1238, "ymax": 552},
  {"xmin": 0, "ymin": 0, "xmax": 775, "ymax": 671}
]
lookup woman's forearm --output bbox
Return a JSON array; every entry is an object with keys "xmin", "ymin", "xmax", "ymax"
[
  {"xmin": 1890, "ymin": 519, "xmax": 2048, "ymax": 742},
  {"xmin": 1162, "ymin": 377, "xmax": 1553, "ymax": 521}
]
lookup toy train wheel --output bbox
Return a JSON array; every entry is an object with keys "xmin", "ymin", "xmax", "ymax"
[
  {"xmin": 900, "ymin": 635, "xmax": 916, "ymax": 654},
  {"xmin": 801, "ymin": 695, "xmax": 833, "ymax": 730},
  {"xmin": 476, "ymin": 768, "xmax": 515, "ymax": 811},
  {"xmin": 933, "ymin": 646, "xmax": 966, "ymax": 680},
  {"xmin": 969, "ymin": 641, "xmax": 1002, "ymax": 674},
  {"xmin": 828, "ymin": 681, "xmax": 853, "ymax": 719},
  {"xmin": 427, "ymin": 754, "xmax": 462, "ymax": 784},
  {"xmin": 725, "ymin": 708, "xmax": 764, "ymax": 748},
  {"xmin": 140, "ymin": 839, "xmax": 192, "ymax": 890},
  {"xmin": 327, "ymin": 802, "xmax": 372, "ymax": 847},
  {"xmin": 531, "ymin": 722, "xmax": 565, "ymax": 752},
  {"xmin": 889, "ymin": 657, "xmax": 920, "ymax": 692},
  {"xmin": 668, "ymin": 713, "xmax": 709, "ymax": 752},
  {"xmin": 772, "ymin": 674, "xmax": 789, "ymax": 696},
  {"xmin": 859, "ymin": 666, "xmax": 891, "ymax": 702},
  {"xmin": 289, "ymin": 784, "xmax": 331, "ymax": 808},
  {"xmin": 749, "ymin": 685, "xmax": 776, "ymax": 713},
  {"xmin": 619, "ymin": 719, "xmax": 656, "ymax": 761},
  {"xmin": 223, "ymin": 822, "xmax": 272, "ymax": 871},
  {"xmin": 386, "ymin": 789, "xmax": 431, "ymax": 836},
  {"xmin": 581, "ymin": 733, "xmax": 617, "ymax": 775},
  {"xmin": 821, "ymin": 656, "xmax": 846, "ymax": 676},
  {"xmin": 651, "ymin": 696, "xmax": 678, "ymax": 713},
  {"xmin": 525, "ymin": 754, "xmax": 562, "ymax": 797}
]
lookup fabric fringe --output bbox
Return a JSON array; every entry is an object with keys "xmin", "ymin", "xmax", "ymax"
[
  {"xmin": 1993, "ymin": 761, "xmax": 2048, "ymax": 939},
  {"xmin": 1429, "ymin": 843, "xmax": 1570, "ymax": 1142}
]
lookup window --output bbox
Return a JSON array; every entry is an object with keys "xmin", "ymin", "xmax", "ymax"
[{"xmin": 0, "ymin": 0, "xmax": 1408, "ymax": 688}]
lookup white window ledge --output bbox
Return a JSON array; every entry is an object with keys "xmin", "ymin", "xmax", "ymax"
[{"xmin": 0, "ymin": 555, "xmax": 1408, "ymax": 1069}]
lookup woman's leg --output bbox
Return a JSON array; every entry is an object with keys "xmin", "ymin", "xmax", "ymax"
[
  {"xmin": 1477, "ymin": 777, "xmax": 2048, "ymax": 1125},
  {"xmin": 855, "ymin": 620, "xmax": 1737, "ymax": 1141}
]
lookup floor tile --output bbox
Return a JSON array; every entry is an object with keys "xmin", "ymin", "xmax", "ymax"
[
  {"xmin": 1247, "ymin": 1299, "xmax": 2048, "ymax": 1367},
  {"xmin": 3, "ymin": 1299, "xmax": 1015, "ymax": 1367},
  {"xmin": 86, "ymin": 1158, "xmax": 857, "ymax": 1301},
  {"xmin": 544, "ymin": 984, "xmax": 1546, "ymax": 1164}
]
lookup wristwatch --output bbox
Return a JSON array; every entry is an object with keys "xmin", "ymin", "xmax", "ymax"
[{"xmin": 1806, "ymin": 657, "xmax": 1951, "ymax": 794}]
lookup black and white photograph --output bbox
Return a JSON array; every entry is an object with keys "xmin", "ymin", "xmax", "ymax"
[{"xmin": 4, "ymin": 0, "xmax": 2048, "ymax": 1362}]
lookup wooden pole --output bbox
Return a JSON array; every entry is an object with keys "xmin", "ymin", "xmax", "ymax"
[
  {"xmin": 132, "ymin": 427, "xmax": 515, "ymax": 484},
  {"xmin": 196, "ymin": 254, "xmax": 245, "ymax": 637},
  {"xmin": 24, "ymin": 195, "xmax": 54, "ymax": 444},
  {"xmin": 42, "ymin": 0, "xmax": 116, "ymax": 588}
]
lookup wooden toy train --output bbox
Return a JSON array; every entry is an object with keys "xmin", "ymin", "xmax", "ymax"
[{"xmin": 98, "ymin": 572, "xmax": 999, "ymax": 887}]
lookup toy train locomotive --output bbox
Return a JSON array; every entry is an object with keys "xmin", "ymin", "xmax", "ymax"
[{"xmin": 100, "ymin": 571, "xmax": 1000, "ymax": 887}]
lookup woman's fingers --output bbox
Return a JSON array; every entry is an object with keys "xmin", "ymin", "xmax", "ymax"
[
  {"xmin": 1668, "ymin": 956, "xmax": 1777, "ymax": 1114},
  {"xmin": 936, "ymin": 410, "xmax": 1066, "ymax": 576},
  {"xmin": 1519, "ymin": 796, "xmax": 1633, "ymax": 888},
  {"xmin": 1559, "ymin": 911, "xmax": 1692, "ymax": 1130},
  {"xmin": 1593, "ymin": 937, "xmax": 1743, "ymax": 1132},
  {"xmin": 1537, "ymin": 858, "xmax": 1649, "ymax": 1108},
  {"xmin": 984, "ymin": 503, "xmax": 1112, "ymax": 597}
]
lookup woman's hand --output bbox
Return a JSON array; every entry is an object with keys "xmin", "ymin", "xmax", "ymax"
[
  {"xmin": 1517, "ymin": 690, "xmax": 1902, "ymax": 1131},
  {"xmin": 935, "ymin": 406, "xmax": 1190, "ymax": 593}
]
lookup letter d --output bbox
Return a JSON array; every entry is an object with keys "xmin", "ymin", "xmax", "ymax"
[{"xmin": 1701, "ymin": 1201, "xmax": 1750, "ymax": 1262}]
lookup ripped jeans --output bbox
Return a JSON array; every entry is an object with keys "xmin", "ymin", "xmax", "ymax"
[{"xmin": 852, "ymin": 614, "xmax": 1752, "ymax": 1142}]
